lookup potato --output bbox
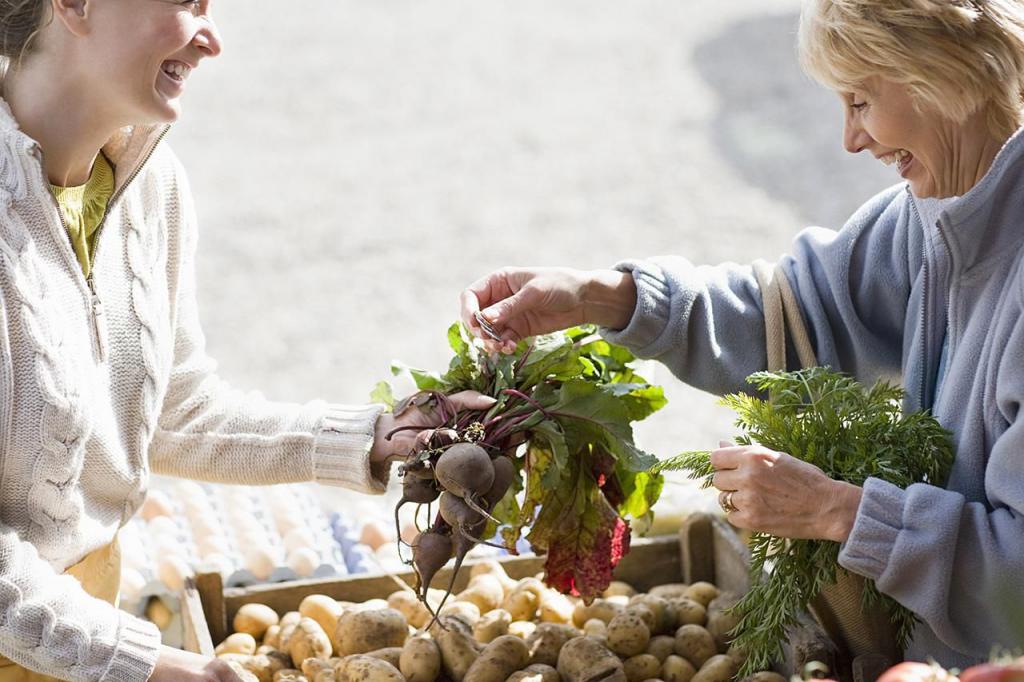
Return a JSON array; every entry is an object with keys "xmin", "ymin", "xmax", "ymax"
[
  {"xmin": 582, "ymin": 619, "xmax": 607, "ymax": 638},
  {"xmin": 463, "ymin": 634, "xmax": 530, "ymax": 682},
  {"xmin": 623, "ymin": 654, "xmax": 662, "ymax": 682},
  {"xmin": 648, "ymin": 584, "xmax": 690, "ymax": 600},
  {"xmin": 646, "ymin": 635, "xmax": 676, "ymax": 663},
  {"xmin": 364, "ymin": 647, "xmax": 403, "ymax": 669},
  {"xmin": 387, "ymin": 590, "xmax": 433, "ymax": 630},
  {"xmin": 290, "ymin": 618, "xmax": 333, "ymax": 664},
  {"xmin": 606, "ymin": 595, "xmax": 631, "ymax": 607},
  {"xmin": 503, "ymin": 588, "xmax": 540, "ymax": 622},
  {"xmin": 691, "ymin": 654, "xmax": 737, "ymax": 682},
  {"xmin": 224, "ymin": 660, "xmax": 261, "ymax": 682},
  {"xmin": 539, "ymin": 591, "xmax": 574, "ymax": 624},
  {"xmin": 725, "ymin": 644, "xmax": 748, "ymax": 670},
  {"xmin": 623, "ymin": 604, "xmax": 657, "ymax": 633},
  {"xmin": 302, "ymin": 658, "xmax": 336, "ymax": 679},
  {"xmin": 508, "ymin": 621, "xmax": 537, "ymax": 639},
  {"xmin": 525, "ymin": 623, "xmax": 578, "ymax": 667},
  {"xmin": 683, "ymin": 583, "xmax": 719, "ymax": 609},
  {"xmin": 572, "ymin": 599, "xmax": 624, "ymax": 628},
  {"xmin": 351, "ymin": 599, "xmax": 390, "ymax": 612},
  {"xmin": 632, "ymin": 595, "xmax": 672, "ymax": 634},
  {"xmin": 399, "ymin": 635, "xmax": 442, "ymax": 682},
  {"xmin": 661, "ymin": 655, "xmax": 697, "ymax": 682},
  {"xmin": 606, "ymin": 612, "xmax": 651, "ymax": 658},
  {"xmin": 430, "ymin": 614, "xmax": 482, "ymax": 682},
  {"xmin": 300, "ymin": 595, "xmax": 344, "ymax": 653},
  {"xmin": 278, "ymin": 612, "xmax": 303, "ymax": 653},
  {"xmin": 603, "ymin": 581, "xmax": 637, "ymax": 598},
  {"xmin": 673, "ymin": 625, "xmax": 716, "ymax": 669},
  {"xmin": 273, "ymin": 671, "xmax": 308, "ymax": 682},
  {"xmin": 235, "ymin": 604, "xmax": 281, "ymax": 640},
  {"xmin": 216, "ymin": 633, "xmax": 258, "ymax": 656},
  {"xmin": 457, "ymin": 575, "xmax": 506, "ymax": 614},
  {"xmin": 667, "ymin": 598, "xmax": 706, "ymax": 629},
  {"xmin": 741, "ymin": 673, "xmax": 787, "ymax": 682},
  {"xmin": 557, "ymin": 636, "xmax": 626, "ymax": 682},
  {"xmin": 263, "ymin": 625, "xmax": 282, "ymax": 649},
  {"xmin": 336, "ymin": 608, "xmax": 408, "ymax": 656},
  {"xmin": 704, "ymin": 594, "xmax": 741, "ymax": 653},
  {"xmin": 468, "ymin": 560, "xmax": 517, "ymax": 595},
  {"xmin": 473, "ymin": 608, "xmax": 511, "ymax": 644},
  {"xmin": 440, "ymin": 600, "xmax": 482, "ymax": 625},
  {"xmin": 312, "ymin": 671, "xmax": 336, "ymax": 682},
  {"xmin": 334, "ymin": 654, "xmax": 404, "ymax": 682}
]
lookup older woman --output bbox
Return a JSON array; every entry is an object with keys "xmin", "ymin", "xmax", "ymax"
[{"xmin": 462, "ymin": 0, "xmax": 1024, "ymax": 668}]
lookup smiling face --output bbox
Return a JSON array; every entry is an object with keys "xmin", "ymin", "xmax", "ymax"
[
  {"xmin": 80, "ymin": 0, "xmax": 223, "ymax": 126},
  {"xmin": 840, "ymin": 77, "xmax": 1002, "ymax": 199}
]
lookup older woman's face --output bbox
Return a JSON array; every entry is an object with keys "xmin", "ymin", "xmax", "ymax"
[{"xmin": 841, "ymin": 77, "xmax": 995, "ymax": 198}]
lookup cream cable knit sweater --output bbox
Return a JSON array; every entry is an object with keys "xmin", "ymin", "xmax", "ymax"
[{"xmin": 0, "ymin": 100, "xmax": 386, "ymax": 680}]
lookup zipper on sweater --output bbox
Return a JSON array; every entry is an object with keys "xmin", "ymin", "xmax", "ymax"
[
  {"xmin": 35, "ymin": 126, "xmax": 169, "ymax": 364},
  {"xmin": 909, "ymin": 196, "xmax": 930, "ymax": 410}
]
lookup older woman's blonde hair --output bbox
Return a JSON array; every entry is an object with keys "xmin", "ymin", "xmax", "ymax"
[{"xmin": 799, "ymin": 0, "xmax": 1024, "ymax": 140}]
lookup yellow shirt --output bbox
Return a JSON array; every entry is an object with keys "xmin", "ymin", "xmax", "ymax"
[{"xmin": 50, "ymin": 153, "xmax": 115, "ymax": 279}]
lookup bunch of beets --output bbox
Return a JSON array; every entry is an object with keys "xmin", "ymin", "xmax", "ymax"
[{"xmin": 373, "ymin": 323, "xmax": 668, "ymax": 621}]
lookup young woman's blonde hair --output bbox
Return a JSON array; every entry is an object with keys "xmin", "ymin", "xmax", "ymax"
[{"xmin": 799, "ymin": 0, "xmax": 1024, "ymax": 139}]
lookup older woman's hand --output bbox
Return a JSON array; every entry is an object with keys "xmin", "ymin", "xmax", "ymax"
[
  {"xmin": 460, "ymin": 267, "xmax": 637, "ymax": 353},
  {"xmin": 710, "ymin": 442, "xmax": 863, "ymax": 543}
]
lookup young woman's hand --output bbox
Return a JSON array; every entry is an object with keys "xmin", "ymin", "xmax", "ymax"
[
  {"xmin": 369, "ymin": 391, "xmax": 498, "ymax": 466},
  {"xmin": 710, "ymin": 442, "xmax": 863, "ymax": 543},
  {"xmin": 148, "ymin": 645, "xmax": 245, "ymax": 681},
  {"xmin": 459, "ymin": 267, "xmax": 637, "ymax": 353}
]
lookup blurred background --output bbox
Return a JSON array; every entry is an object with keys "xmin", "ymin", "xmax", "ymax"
[{"xmin": 169, "ymin": 0, "xmax": 895, "ymax": 491}]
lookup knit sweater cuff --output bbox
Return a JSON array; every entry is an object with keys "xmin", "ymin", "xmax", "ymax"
[
  {"xmin": 600, "ymin": 260, "xmax": 673, "ymax": 350},
  {"xmin": 103, "ymin": 612, "xmax": 161, "ymax": 682},
  {"xmin": 312, "ymin": 403, "xmax": 388, "ymax": 494},
  {"xmin": 838, "ymin": 477, "xmax": 903, "ymax": 581}
]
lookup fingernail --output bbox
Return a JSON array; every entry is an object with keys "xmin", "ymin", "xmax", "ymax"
[{"xmin": 718, "ymin": 440, "xmax": 734, "ymax": 448}]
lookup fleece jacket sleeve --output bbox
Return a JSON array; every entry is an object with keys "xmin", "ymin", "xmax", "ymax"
[{"xmin": 601, "ymin": 183, "xmax": 917, "ymax": 396}]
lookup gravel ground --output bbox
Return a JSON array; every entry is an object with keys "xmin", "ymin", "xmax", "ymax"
[{"xmin": 169, "ymin": 1, "xmax": 897, "ymax": 507}]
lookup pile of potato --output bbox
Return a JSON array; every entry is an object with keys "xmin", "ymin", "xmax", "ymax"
[{"xmin": 214, "ymin": 561, "xmax": 788, "ymax": 682}]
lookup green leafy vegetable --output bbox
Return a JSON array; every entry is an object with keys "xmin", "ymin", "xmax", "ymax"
[
  {"xmin": 378, "ymin": 323, "xmax": 667, "ymax": 602},
  {"xmin": 654, "ymin": 367, "xmax": 954, "ymax": 675}
]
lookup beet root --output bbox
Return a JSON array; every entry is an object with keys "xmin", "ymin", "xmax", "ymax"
[
  {"xmin": 411, "ymin": 529, "xmax": 454, "ymax": 597},
  {"xmin": 435, "ymin": 442, "xmax": 495, "ymax": 499}
]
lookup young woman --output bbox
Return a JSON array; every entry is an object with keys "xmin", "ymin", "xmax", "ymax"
[
  {"xmin": 0, "ymin": 1, "xmax": 487, "ymax": 679},
  {"xmin": 462, "ymin": 0, "xmax": 1024, "ymax": 670}
]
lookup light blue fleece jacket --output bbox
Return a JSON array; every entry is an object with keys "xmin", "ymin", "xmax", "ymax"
[{"xmin": 603, "ymin": 126, "xmax": 1024, "ymax": 667}]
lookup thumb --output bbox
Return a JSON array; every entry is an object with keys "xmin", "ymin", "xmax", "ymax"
[
  {"xmin": 718, "ymin": 439, "xmax": 735, "ymax": 448},
  {"xmin": 482, "ymin": 286, "xmax": 536, "ymax": 327},
  {"xmin": 449, "ymin": 390, "xmax": 498, "ymax": 411}
]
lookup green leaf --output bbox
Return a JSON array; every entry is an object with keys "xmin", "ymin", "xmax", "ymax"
[
  {"xmin": 369, "ymin": 381, "xmax": 395, "ymax": 410},
  {"xmin": 616, "ymin": 469, "xmax": 664, "ymax": 519},
  {"xmin": 390, "ymin": 362, "xmax": 446, "ymax": 391},
  {"xmin": 605, "ymin": 382, "xmax": 668, "ymax": 421}
]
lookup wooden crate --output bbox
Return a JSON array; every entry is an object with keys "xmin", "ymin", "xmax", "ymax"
[{"xmin": 182, "ymin": 512, "xmax": 838, "ymax": 676}]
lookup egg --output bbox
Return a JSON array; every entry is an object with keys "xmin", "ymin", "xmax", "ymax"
[
  {"xmin": 153, "ymin": 533, "xmax": 189, "ymax": 558},
  {"xmin": 286, "ymin": 548, "xmax": 320, "ymax": 578},
  {"xmin": 175, "ymin": 480, "xmax": 207, "ymax": 501},
  {"xmin": 120, "ymin": 568, "xmax": 148, "ymax": 600},
  {"xmin": 146, "ymin": 515, "xmax": 179, "ymax": 538},
  {"xmin": 282, "ymin": 527, "xmax": 316, "ymax": 553},
  {"xmin": 140, "ymin": 491, "xmax": 174, "ymax": 521},
  {"xmin": 197, "ymin": 534, "xmax": 230, "ymax": 558},
  {"xmin": 400, "ymin": 522, "xmax": 420, "ymax": 546},
  {"xmin": 156, "ymin": 554, "xmax": 193, "ymax": 591},
  {"xmin": 244, "ymin": 547, "xmax": 277, "ymax": 581},
  {"xmin": 373, "ymin": 543, "xmax": 404, "ymax": 571},
  {"xmin": 198, "ymin": 553, "xmax": 236, "ymax": 579},
  {"xmin": 359, "ymin": 520, "xmax": 391, "ymax": 550},
  {"xmin": 274, "ymin": 513, "xmax": 304, "ymax": 536},
  {"xmin": 145, "ymin": 597, "xmax": 174, "ymax": 629}
]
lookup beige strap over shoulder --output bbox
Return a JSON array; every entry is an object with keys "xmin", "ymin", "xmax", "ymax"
[{"xmin": 753, "ymin": 259, "xmax": 901, "ymax": 681}]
